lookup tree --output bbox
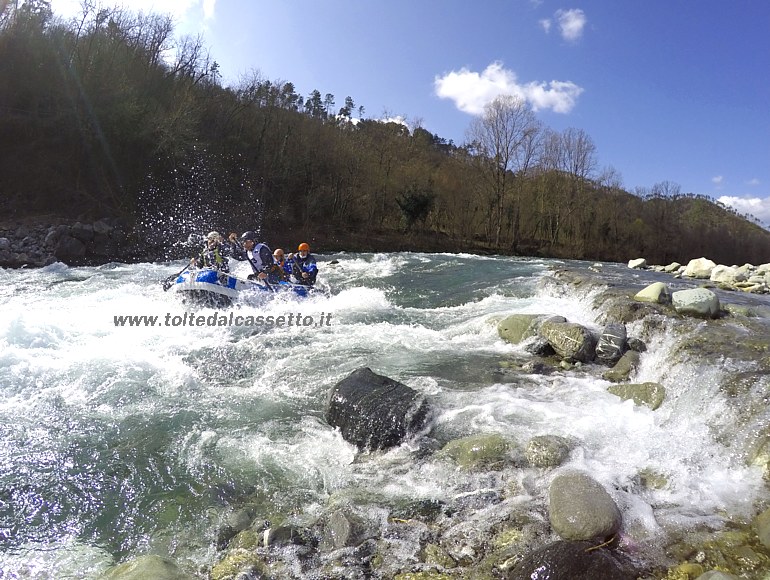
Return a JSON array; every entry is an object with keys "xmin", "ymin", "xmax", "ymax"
[{"xmin": 466, "ymin": 95, "xmax": 540, "ymax": 246}]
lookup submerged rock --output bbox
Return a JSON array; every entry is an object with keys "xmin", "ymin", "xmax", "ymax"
[
  {"xmin": 100, "ymin": 555, "xmax": 191, "ymax": 580},
  {"xmin": 440, "ymin": 432, "xmax": 515, "ymax": 471},
  {"xmin": 607, "ymin": 382, "xmax": 666, "ymax": 410},
  {"xmin": 325, "ymin": 367, "xmax": 430, "ymax": 451},
  {"xmin": 548, "ymin": 471, "xmax": 622, "ymax": 542},
  {"xmin": 507, "ymin": 540, "xmax": 632, "ymax": 580},
  {"xmin": 525, "ymin": 435, "xmax": 573, "ymax": 467}
]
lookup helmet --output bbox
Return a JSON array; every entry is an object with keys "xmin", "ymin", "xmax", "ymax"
[
  {"xmin": 240, "ymin": 230, "xmax": 258, "ymax": 242},
  {"xmin": 298, "ymin": 242, "xmax": 310, "ymax": 252},
  {"xmin": 207, "ymin": 231, "xmax": 220, "ymax": 241}
]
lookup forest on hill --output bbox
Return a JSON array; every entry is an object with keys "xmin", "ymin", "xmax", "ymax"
[{"xmin": 2, "ymin": 1, "xmax": 770, "ymax": 265}]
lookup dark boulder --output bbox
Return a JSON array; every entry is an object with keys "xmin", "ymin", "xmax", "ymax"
[
  {"xmin": 325, "ymin": 367, "xmax": 430, "ymax": 451},
  {"xmin": 507, "ymin": 540, "xmax": 633, "ymax": 580},
  {"xmin": 595, "ymin": 323, "xmax": 628, "ymax": 366}
]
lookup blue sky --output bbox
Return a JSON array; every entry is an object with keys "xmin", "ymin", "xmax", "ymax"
[{"xmin": 50, "ymin": 0, "xmax": 770, "ymax": 225}]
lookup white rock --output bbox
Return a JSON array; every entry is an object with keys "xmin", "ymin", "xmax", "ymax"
[
  {"xmin": 683, "ymin": 257, "xmax": 717, "ymax": 279},
  {"xmin": 628, "ymin": 258, "xmax": 647, "ymax": 269}
]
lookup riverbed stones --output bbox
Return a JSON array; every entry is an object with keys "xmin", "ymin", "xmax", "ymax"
[
  {"xmin": 633, "ymin": 282, "xmax": 671, "ymax": 304},
  {"xmin": 537, "ymin": 319, "xmax": 596, "ymax": 363},
  {"xmin": 607, "ymin": 382, "xmax": 666, "ymax": 410},
  {"xmin": 672, "ymin": 288, "xmax": 720, "ymax": 319},
  {"xmin": 548, "ymin": 471, "xmax": 622, "ymax": 541},
  {"xmin": 506, "ymin": 540, "xmax": 632, "ymax": 580},
  {"xmin": 628, "ymin": 258, "xmax": 647, "ymax": 269},
  {"xmin": 325, "ymin": 367, "xmax": 430, "ymax": 451},
  {"xmin": 694, "ymin": 572, "xmax": 741, "ymax": 580}
]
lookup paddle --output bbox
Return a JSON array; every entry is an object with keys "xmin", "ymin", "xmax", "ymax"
[{"xmin": 162, "ymin": 261, "xmax": 192, "ymax": 291}]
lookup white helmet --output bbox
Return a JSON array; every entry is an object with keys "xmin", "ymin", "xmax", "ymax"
[{"xmin": 207, "ymin": 231, "xmax": 220, "ymax": 241}]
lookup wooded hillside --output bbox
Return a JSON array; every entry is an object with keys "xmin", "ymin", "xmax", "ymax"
[{"xmin": 2, "ymin": 2, "xmax": 769, "ymax": 265}]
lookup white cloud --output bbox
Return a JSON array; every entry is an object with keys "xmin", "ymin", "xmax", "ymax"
[
  {"xmin": 712, "ymin": 175, "xmax": 724, "ymax": 186},
  {"xmin": 747, "ymin": 178, "xmax": 761, "ymax": 186},
  {"xmin": 435, "ymin": 61, "xmax": 584, "ymax": 115},
  {"xmin": 555, "ymin": 8, "xmax": 587, "ymax": 41},
  {"xmin": 539, "ymin": 18, "xmax": 552, "ymax": 34},
  {"xmin": 718, "ymin": 196, "xmax": 770, "ymax": 225}
]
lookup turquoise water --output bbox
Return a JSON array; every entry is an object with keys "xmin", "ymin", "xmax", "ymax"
[{"xmin": 0, "ymin": 253, "xmax": 767, "ymax": 577}]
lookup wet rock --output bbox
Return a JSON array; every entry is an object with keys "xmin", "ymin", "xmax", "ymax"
[
  {"xmin": 318, "ymin": 508, "xmax": 375, "ymax": 552},
  {"xmin": 595, "ymin": 323, "xmax": 627, "ymax": 366},
  {"xmin": 325, "ymin": 367, "xmax": 430, "ymax": 451},
  {"xmin": 607, "ymin": 382, "xmax": 665, "ymax": 410},
  {"xmin": 627, "ymin": 258, "xmax": 647, "ymax": 269},
  {"xmin": 753, "ymin": 507, "xmax": 770, "ymax": 550},
  {"xmin": 695, "ymin": 572, "xmax": 741, "ymax": 580},
  {"xmin": 548, "ymin": 471, "xmax": 621, "ymax": 541},
  {"xmin": 672, "ymin": 288, "xmax": 720, "ymax": 319},
  {"xmin": 209, "ymin": 549, "xmax": 268, "ymax": 580},
  {"xmin": 506, "ymin": 540, "xmax": 632, "ymax": 580},
  {"xmin": 440, "ymin": 432, "xmax": 515, "ymax": 471},
  {"xmin": 525, "ymin": 435, "xmax": 573, "ymax": 467},
  {"xmin": 538, "ymin": 319, "xmax": 596, "ymax": 363},
  {"xmin": 100, "ymin": 554, "xmax": 191, "ymax": 580},
  {"xmin": 498, "ymin": 314, "xmax": 545, "ymax": 344},
  {"xmin": 602, "ymin": 350, "xmax": 640, "ymax": 382}
]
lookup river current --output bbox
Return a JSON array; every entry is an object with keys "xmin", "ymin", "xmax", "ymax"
[{"xmin": 1, "ymin": 253, "xmax": 768, "ymax": 578}]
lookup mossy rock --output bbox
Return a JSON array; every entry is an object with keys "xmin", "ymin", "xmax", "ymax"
[
  {"xmin": 394, "ymin": 572, "xmax": 453, "ymax": 580},
  {"xmin": 440, "ymin": 433, "xmax": 514, "ymax": 471},
  {"xmin": 498, "ymin": 314, "xmax": 545, "ymax": 344},
  {"xmin": 607, "ymin": 382, "xmax": 665, "ymax": 410},
  {"xmin": 422, "ymin": 543, "xmax": 456, "ymax": 568},
  {"xmin": 210, "ymin": 548, "xmax": 268, "ymax": 580},
  {"xmin": 100, "ymin": 555, "xmax": 191, "ymax": 580}
]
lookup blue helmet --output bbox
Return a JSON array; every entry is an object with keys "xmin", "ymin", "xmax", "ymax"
[{"xmin": 240, "ymin": 230, "xmax": 258, "ymax": 242}]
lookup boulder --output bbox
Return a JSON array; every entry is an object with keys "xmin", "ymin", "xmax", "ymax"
[
  {"xmin": 506, "ymin": 540, "xmax": 632, "ymax": 580},
  {"xmin": 672, "ymin": 288, "xmax": 720, "ymax": 319},
  {"xmin": 318, "ymin": 508, "xmax": 375, "ymax": 552},
  {"xmin": 53, "ymin": 234, "xmax": 86, "ymax": 262},
  {"xmin": 325, "ymin": 367, "xmax": 430, "ymax": 451},
  {"xmin": 683, "ymin": 257, "xmax": 717, "ymax": 279},
  {"xmin": 440, "ymin": 432, "xmax": 514, "ymax": 470},
  {"xmin": 595, "ymin": 323, "xmax": 627, "ymax": 366},
  {"xmin": 548, "ymin": 471, "xmax": 622, "ymax": 542},
  {"xmin": 663, "ymin": 262, "xmax": 681, "ymax": 273},
  {"xmin": 607, "ymin": 382, "xmax": 666, "ymax": 410},
  {"xmin": 538, "ymin": 320, "xmax": 596, "ymax": 363},
  {"xmin": 100, "ymin": 555, "xmax": 191, "ymax": 580},
  {"xmin": 525, "ymin": 435, "xmax": 573, "ymax": 468},
  {"xmin": 710, "ymin": 265, "xmax": 745, "ymax": 285},
  {"xmin": 627, "ymin": 258, "xmax": 647, "ymax": 269},
  {"xmin": 497, "ymin": 314, "xmax": 544, "ymax": 344},
  {"xmin": 633, "ymin": 282, "xmax": 671, "ymax": 304},
  {"xmin": 602, "ymin": 350, "xmax": 641, "ymax": 382}
]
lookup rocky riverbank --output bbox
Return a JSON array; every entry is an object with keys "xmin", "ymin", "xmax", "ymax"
[{"xmin": 96, "ymin": 262, "xmax": 770, "ymax": 580}]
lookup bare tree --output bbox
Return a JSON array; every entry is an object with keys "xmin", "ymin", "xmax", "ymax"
[{"xmin": 466, "ymin": 95, "xmax": 540, "ymax": 246}]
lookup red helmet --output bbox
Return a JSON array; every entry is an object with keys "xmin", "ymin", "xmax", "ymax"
[{"xmin": 298, "ymin": 242, "xmax": 310, "ymax": 252}]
